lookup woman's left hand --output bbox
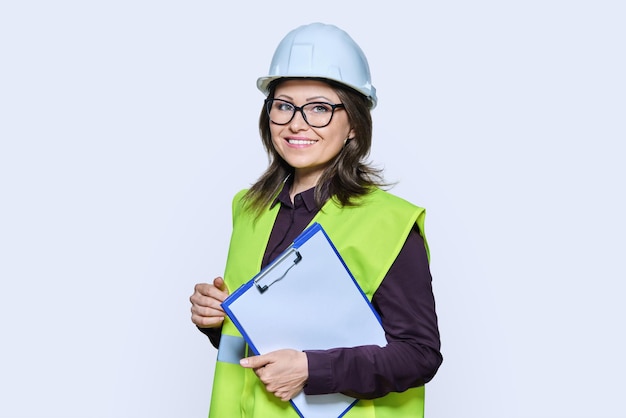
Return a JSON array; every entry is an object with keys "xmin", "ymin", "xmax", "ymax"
[{"xmin": 240, "ymin": 349, "xmax": 308, "ymax": 401}]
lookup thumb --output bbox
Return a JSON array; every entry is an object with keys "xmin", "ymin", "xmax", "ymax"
[
  {"xmin": 213, "ymin": 276, "xmax": 229, "ymax": 293},
  {"xmin": 240, "ymin": 355, "xmax": 269, "ymax": 369}
]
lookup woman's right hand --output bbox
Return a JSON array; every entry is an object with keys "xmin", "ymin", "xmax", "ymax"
[{"xmin": 190, "ymin": 277, "xmax": 230, "ymax": 328}]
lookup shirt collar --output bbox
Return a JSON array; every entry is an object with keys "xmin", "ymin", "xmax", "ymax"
[{"xmin": 271, "ymin": 177, "xmax": 321, "ymax": 212}]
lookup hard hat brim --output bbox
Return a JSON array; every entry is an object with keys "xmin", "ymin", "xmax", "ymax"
[{"xmin": 256, "ymin": 75, "xmax": 377, "ymax": 109}]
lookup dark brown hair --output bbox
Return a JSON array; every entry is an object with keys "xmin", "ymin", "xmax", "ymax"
[{"xmin": 243, "ymin": 78, "xmax": 385, "ymax": 214}]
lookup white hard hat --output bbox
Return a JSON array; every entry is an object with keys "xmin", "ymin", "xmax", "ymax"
[{"xmin": 257, "ymin": 22, "xmax": 377, "ymax": 108}]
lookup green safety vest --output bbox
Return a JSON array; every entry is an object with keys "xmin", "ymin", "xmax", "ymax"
[{"xmin": 209, "ymin": 188, "xmax": 429, "ymax": 418}]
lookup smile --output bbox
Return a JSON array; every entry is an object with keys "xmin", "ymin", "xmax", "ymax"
[{"xmin": 287, "ymin": 139, "xmax": 318, "ymax": 145}]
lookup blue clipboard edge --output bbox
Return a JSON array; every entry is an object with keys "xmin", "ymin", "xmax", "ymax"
[{"xmin": 338, "ymin": 400, "xmax": 359, "ymax": 418}]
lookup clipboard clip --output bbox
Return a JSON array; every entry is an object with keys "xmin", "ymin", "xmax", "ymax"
[{"xmin": 254, "ymin": 248, "xmax": 303, "ymax": 294}]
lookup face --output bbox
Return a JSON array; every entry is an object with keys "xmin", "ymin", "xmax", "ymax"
[{"xmin": 269, "ymin": 79, "xmax": 355, "ymax": 184}]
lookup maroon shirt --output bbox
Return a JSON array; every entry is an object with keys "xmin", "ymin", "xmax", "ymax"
[{"xmin": 200, "ymin": 185, "xmax": 442, "ymax": 399}]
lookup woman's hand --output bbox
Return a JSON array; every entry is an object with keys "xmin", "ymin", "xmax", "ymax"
[
  {"xmin": 190, "ymin": 277, "xmax": 229, "ymax": 328},
  {"xmin": 240, "ymin": 349, "xmax": 308, "ymax": 401}
]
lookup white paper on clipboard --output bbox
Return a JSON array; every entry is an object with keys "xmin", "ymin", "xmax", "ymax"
[{"xmin": 221, "ymin": 222, "xmax": 388, "ymax": 418}]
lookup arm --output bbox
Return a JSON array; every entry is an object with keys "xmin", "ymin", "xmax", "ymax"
[{"xmin": 303, "ymin": 226, "xmax": 442, "ymax": 399}]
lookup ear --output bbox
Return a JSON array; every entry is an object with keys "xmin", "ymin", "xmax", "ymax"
[{"xmin": 347, "ymin": 127, "xmax": 356, "ymax": 140}]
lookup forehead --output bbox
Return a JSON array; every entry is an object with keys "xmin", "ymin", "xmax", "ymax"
[{"xmin": 274, "ymin": 79, "xmax": 340, "ymax": 102}]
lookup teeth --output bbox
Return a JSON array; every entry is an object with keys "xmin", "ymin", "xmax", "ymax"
[{"xmin": 288, "ymin": 139, "xmax": 317, "ymax": 145}]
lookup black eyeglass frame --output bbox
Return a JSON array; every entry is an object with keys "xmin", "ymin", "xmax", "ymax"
[{"xmin": 264, "ymin": 98, "xmax": 345, "ymax": 128}]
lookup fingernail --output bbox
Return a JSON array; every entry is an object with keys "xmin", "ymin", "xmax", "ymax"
[{"xmin": 240, "ymin": 358, "xmax": 248, "ymax": 366}]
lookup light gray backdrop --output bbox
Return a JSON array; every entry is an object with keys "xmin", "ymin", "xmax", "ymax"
[{"xmin": 1, "ymin": 1, "xmax": 624, "ymax": 417}]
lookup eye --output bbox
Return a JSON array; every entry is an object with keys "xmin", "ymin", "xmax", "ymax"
[
  {"xmin": 308, "ymin": 103, "xmax": 332, "ymax": 113},
  {"xmin": 275, "ymin": 101, "xmax": 294, "ymax": 112}
]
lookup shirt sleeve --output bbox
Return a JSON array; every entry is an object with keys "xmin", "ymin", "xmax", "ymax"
[
  {"xmin": 303, "ymin": 226, "xmax": 443, "ymax": 399},
  {"xmin": 197, "ymin": 325, "xmax": 222, "ymax": 349}
]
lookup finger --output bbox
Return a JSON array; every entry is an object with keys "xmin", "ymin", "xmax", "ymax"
[
  {"xmin": 190, "ymin": 303, "xmax": 225, "ymax": 318},
  {"xmin": 190, "ymin": 301, "xmax": 226, "ymax": 327},
  {"xmin": 192, "ymin": 280, "xmax": 228, "ymax": 301},
  {"xmin": 190, "ymin": 287, "xmax": 226, "ymax": 308},
  {"xmin": 240, "ymin": 355, "xmax": 270, "ymax": 369},
  {"xmin": 191, "ymin": 305, "xmax": 226, "ymax": 328},
  {"xmin": 274, "ymin": 389, "xmax": 294, "ymax": 402},
  {"xmin": 190, "ymin": 285, "xmax": 228, "ymax": 306},
  {"xmin": 193, "ymin": 282, "xmax": 212, "ymax": 297},
  {"xmin": 191, "ymin": 310, "xmax": 225, "ymax": 327}
]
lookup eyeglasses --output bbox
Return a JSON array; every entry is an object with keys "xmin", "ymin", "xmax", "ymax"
[{"xmin": 265, "ymin": 98, "xmax": 345, "ymax": 128}]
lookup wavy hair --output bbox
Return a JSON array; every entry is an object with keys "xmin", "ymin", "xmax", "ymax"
[{"xmin": 243, "ymin": 78, "xmax": 386, "ymax": 215}]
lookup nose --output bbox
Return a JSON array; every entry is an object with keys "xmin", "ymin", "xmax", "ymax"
[{"xmin": 289, "ymin": 108, "xmax": 309, "ymax": 131}]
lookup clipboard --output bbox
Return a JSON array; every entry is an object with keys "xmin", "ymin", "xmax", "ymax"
[{"xmin": 221, "ymin": 222, "xmax": 388, "ymax": 418}]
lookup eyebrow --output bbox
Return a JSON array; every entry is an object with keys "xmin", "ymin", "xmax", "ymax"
[{"xmin": 275, "ymin": 94, "xmax": 334, "ymax": 102}]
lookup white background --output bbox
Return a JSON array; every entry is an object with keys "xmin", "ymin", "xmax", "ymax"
[{"xmin": 1, "ymin": 1, "xmax": 624, "ymax": 417}]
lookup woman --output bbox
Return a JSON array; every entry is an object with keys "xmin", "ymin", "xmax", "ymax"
[{"xmin": 190, "ymin": 22, "xmax": 442, "ymax": 417}]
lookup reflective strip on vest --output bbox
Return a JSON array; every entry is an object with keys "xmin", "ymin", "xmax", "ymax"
[{"xmin": 217, "ymin": 334, "xmax": 246, "ymax": 364}]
